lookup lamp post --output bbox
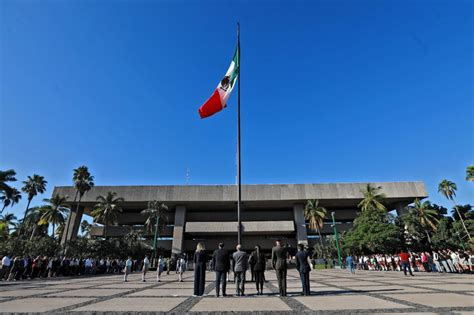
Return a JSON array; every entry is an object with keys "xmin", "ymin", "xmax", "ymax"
[{"xmin": 331, "ymin": 211, "xmax": 342, "ymax": 268}]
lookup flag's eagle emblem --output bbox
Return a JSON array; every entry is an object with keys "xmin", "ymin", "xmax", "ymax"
[{"xmin": 220, "ymin": 76, "xmax": 231, "ymax": 91}]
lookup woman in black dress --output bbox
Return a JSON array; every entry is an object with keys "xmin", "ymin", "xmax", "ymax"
[
  {"xmin": 250, "ymin": 245, "xmax": 266, "ymax": 295},
  {"xmin": 193, "ymin": 242, "xmax": 207, "ymax": 296}
]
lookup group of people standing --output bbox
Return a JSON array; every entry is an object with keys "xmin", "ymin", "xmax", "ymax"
[
  {"xmin": 0, "ymin": 255, "xmax": 128, "ymax": 281},
  {"xmin": 348, "ymin": 249, "xmax": 474, "ymax": 274},
  {"xmin": 193, "ymin": 240, "xmax": 312, "ymax": 297}
]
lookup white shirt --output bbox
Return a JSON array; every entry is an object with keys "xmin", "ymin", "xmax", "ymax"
[
  {"xmin": 85, "ymin": 258, "xmax": 93, "ymax": 267},
  {"xmin": 143, "ymin": 257, "xmax": 150, "ymax": 266},
  {"xmin": 2, "ymin": 256, "xmax": 11, "ymax": 267}
]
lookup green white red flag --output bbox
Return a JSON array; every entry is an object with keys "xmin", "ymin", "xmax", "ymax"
[{"xmin": 198, "ymin": 43, "xmax": 239, "ymax": 119}]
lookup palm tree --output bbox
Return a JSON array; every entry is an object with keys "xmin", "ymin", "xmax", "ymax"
[
  {"xmin": 467, "ymin": 165, "xmax": 474, "ymax": 182},
  {"xmin": 304, "ymin": 199, "xmax": 327, "ymax": 247},
  {"xmin": 23, "ymin": 207, "xmax": 45, "ymax": 239},
  {"xmin": 141, "ymin": 200, "xmax": 168, "ymax": 260},
  {"xmin": 438, "ymin": 179, "xmax": 471, "ymax": 241},
  {"xmin": 91, "ymin": 192, "xmax": 124, "ymax": 239},
  {"xmin": 358, "ymin": 184, "xmax": 387, "ymax": 212},
  {"xmin": 1, "ymin": 187, "xmax": 22, "ymax": 213},
  {"xmin": 37, "ymin": 195, "xmax": 69, "ymax": 239},
  {"xmin": 0, "ymin": 169, "xmax": 17, "ymax": 195},
  {"xmin": 124, "ymin": 228, "xmax": 142, "ymax": 248},
  {"xmin": 64, "ymin": 166, "xmax": 94, "ymax": 246},
  {"xmin": 409, "ymin": 199, "xmax": 439, "ymax": 243},
  {"xmin": 20, "ymin": 174, "xmax": 47, "ymax": 236},
  {"xmin": 0, "ymin": 213, "xmax": 17, "ymax": 234}
]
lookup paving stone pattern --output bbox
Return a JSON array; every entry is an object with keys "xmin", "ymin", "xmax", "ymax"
[{"xmin": 0, "ymin": 268, "xmax": 472, "ymax": 314}]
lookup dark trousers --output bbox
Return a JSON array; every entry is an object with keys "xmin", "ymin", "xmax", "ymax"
[
  {"xmin": 299, "ymin": 271, "xmax": 310, "ymax": 295},
  {"xmin": 235, "ymin": 271, "xmax": 246, "ymax": 295},
  {"xmin": 194, "ymin": 263, "xmax": 206, "ymax": 296},
  {"xmin": 215, "ymin": 271, "xmax": 227, "ymax": 296},
  {"xmin": 401, "ymin": 262, "xmax": 413, "ymax": 276},
  {"xmin": 255, "ymin": 270, "xmax": 264, "ymax": 292},
  {"xmin": 276, "ymin": 269, "xmax": 287, "ymax": 296},
  {"xmin": 422, "ymin": 262, "xmax": 430, "ymax": 272}
]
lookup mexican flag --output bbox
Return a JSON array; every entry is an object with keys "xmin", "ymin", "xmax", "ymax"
[{"xmin": 198, "ymin": 43, "xmax": 239, "ymax": 119}]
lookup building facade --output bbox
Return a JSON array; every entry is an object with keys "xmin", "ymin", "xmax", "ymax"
[{"xmin": 54, "ymin": 182, "xmax": 427, "ymax": 254}]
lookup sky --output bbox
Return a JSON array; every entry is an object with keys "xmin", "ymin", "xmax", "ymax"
[{"xmin": 1, "ymin": 0, "xmax": 473, "ymax": 220}]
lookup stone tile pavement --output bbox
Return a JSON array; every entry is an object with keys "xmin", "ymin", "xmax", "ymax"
[{"xmin": 0, "ymin": 268, "xmax": 472, "ymax": 314}]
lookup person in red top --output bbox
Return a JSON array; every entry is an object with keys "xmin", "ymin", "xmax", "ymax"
[{"xmin": 399, "ymin": 250, "xmax": 414, "ymax": 276}]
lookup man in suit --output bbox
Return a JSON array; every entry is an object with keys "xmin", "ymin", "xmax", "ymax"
[
  {"xmin": 295, "ymin": 243, "xmax": 311, "ymax": 295},
  {"xmin": 212, "ymin": 242, "xmax": 230, "ymax": 297},
  {"xmin": 232, "ymin": 244, "xmax": 248, "ymax": 296},
  {"xmin": 271, "ymin": 239, "xmax": 288, "ymax": 296}
]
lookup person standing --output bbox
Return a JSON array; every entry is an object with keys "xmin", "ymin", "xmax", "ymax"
[
  {"xmin": 193, "ymin": 242, "xmax": 207, "ymax": 296},
  {"xmin": 250, "ymin": 245, "xmax": 266, "ymax": 295},
  {"xmin": 1, "ymin": 255, "xmax": 11, "ymax": 280},
  {"xmin": 123, "ymin": 256, "xmax": 132, "ymax": 282},
  {"xmin": 249, "ymin": 252, "xmax": 256, "ymax": 282},
  {"xmin": 176, "ymin": 254, "xmax": 186, "ymax": 282},
  {"xmin": 212, "ymin": 242, "xmax": 230, "ymax": 297},
  {"xmin": 399, "ymin": 250, "xmax": 414, "ymax": 276},
  {"xmin": 346, "ymin": 254, "xmax": 355, "ymax": 274},
  {"xmin": 142, "ymin": 255, "xmax": 150, "ymax": 282},
  {"xmin": 157, "ymin": 256, "xmax": 164, "ymax": 282},
  {"xmin": 295, "ymin": 244, "xmax": 311, "ymax": 296},
  {"xmin": 272, "ymin": 240, "xmax": 288, "ymax": 296},
  {"xmin": 232, "ymin": 244, "xmax": 248, "ymax": 296}
]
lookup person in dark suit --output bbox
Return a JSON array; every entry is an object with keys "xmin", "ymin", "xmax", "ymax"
[
  {"xmin": 295, "ymin": 243, "xmax": 311, "ymax": 295},
  {"xmin": 212, "ymin": 242, "xmax": 230, "ymax": 297},
  {"xmin": 271, "ymin": 239, "xmax": 287, "ymax": 296},
  {"xmin": 249, "ymin": 245, "xmax": 266, "ymax": 295},
  {"xmin": 193, "ymin": 242, "xmax": 207, "ymax": 296}
]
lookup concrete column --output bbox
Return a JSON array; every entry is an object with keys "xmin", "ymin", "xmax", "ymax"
[
  {"xmin": 171, "ymin": 205, "xmax": 186, "ymax": 255},
  {"xmin": 61, "ymin": 205, "xmax": 84, "ymax": 245},
  {"xmin": 293, "ymin": 204, "xmax": 308, "ymax": 245}
]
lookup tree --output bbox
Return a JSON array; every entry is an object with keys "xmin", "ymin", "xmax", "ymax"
[
  {"xmin": 304, "ymin": 199, "xmax": 327, "ymax": 247},
  {"xmin": 91, "ymin": 192, "xmax": 124, "ymax": 239},
  {"xmin": 20, "ymin": 174, "xmax": 47, "ymax": 236},
  {"xmin": 431, "ymin": 217, "xmax": 462, "ymax": 250},
  {"xmin": 452, "ymin": 204, "xmax": 473, "ymax": 221},
  {"xmin": 466, "ymin": 165, "xmax": 474, "ymax": 182},
  {"xmin": 141, "ymin": 200, "xmax": 168, "ymax": 260},
  {"xmin": 1, "ymin": 187, "xmax": 22, "ymax": 213},
  {"xmin": 343, "ymin": 208, "xmax": 402, "ymax": 254},
  {"xmin": 358, "ymin": 184, "xmax": 387, "ymax": 212},
  {"xmin": 404, "ymin": 199, "xmax": 439, "ymax": 244},
  {"xmin": 0, "ymin": 169, "xmax": 17, "ymax": 195},
  {"xmin": 23, "ymin": 207, "xmax": 47, "ymax": 240},
  {"xmin": 0, "ymin": 213, "xmax": 17, "ymax": 234},
  {"xmin": 64, "ymin": 166, "xmax": 94, "ymax": 246},
  {"xmin": 438, "ymin": 179, "xmax": 471, "ymax": 241},
  {"xmin": 37, "ymin": 195, "xmax": 69, "ymax": 239}
]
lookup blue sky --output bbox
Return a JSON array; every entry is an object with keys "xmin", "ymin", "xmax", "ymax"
[{"xmin": 1, "ymin": 0, "xmax": 472, "ymax": 219}]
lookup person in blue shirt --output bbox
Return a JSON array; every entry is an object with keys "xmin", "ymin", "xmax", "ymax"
[{"xmin": 346, "ymin": 255, "xmax": 355, "ymax": 274}]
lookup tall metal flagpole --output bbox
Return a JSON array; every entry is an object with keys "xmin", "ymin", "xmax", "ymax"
[{"xmin": 237, "ymin": 22, "xmax": 242, "ymax": 245}]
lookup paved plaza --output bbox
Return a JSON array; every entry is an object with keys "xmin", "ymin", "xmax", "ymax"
[{"xmin": 0, "ymin": 269, "xmax": 473, "ymax": 314}]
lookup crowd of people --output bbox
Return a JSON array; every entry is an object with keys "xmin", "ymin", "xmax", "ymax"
[
  {"xmin": 2, "ymin": 245, "xmax": 473, "ymax": 299},
  {"xmin": 0, "ymin": 256, "xmax": 141, "ymax": 281},
  {"xmin": 347, "ymin": 249, "xmax": 474, "ymax": 274}
]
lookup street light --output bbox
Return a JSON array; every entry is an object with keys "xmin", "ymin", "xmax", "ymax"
[{"xmin": 331, "ymin": 211, "xmax": 342, "ymax": 268}]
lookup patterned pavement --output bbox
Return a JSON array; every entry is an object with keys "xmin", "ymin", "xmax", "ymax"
[{"xmin": 0, "ymin": 268, "xmax": 473, "ymax": 314}]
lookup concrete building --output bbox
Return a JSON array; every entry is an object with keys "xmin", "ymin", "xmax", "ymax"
[{"xmin": 54, "ymin": 182, "xmax": 427, "ymax": 254}]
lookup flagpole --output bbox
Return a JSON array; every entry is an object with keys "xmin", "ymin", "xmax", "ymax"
[{"xmin": 237, "ymin": 22, "xmax": 242, "ymax": 245}]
